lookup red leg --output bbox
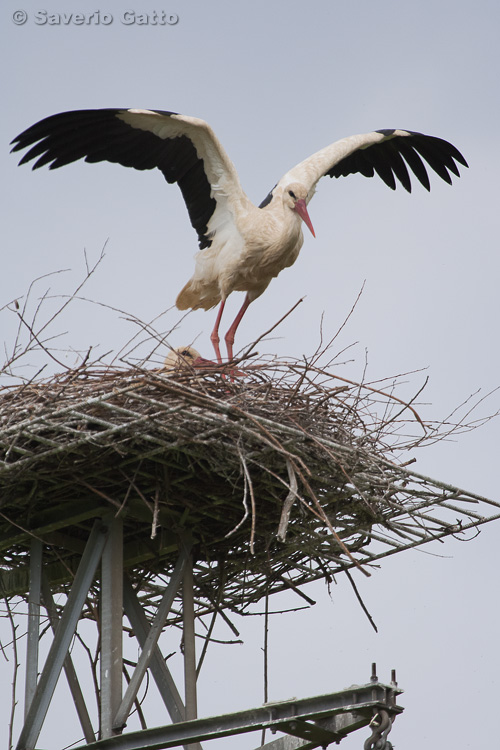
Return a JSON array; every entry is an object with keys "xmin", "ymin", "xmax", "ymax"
[
  {"xmin": 225, "ymin": 294, "xmax": 251, "ymax": 361},
  {"xmin": 210, "ymin": 299, "xmax": 226, "ymax": 364}
]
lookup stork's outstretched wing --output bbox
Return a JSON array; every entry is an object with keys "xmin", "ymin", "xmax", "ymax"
[
  {"xmin": 274, "ymin": 128, "xmax": 468, "ymax": 199},
  {"xmin": 11, "ymin": 108, "xmax": 250, "ymax": 249}
]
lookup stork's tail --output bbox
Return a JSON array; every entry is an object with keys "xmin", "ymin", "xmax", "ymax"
[{"xmin": 176, "ymin": 280, "xmax": 220, "ymax": 311}]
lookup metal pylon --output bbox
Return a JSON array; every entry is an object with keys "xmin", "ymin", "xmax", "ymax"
[
  {"xmin": 14, "ymin": 518, "xmax": 403, "ymax": 750},
  {"xmin": 15, "ymin": 516, "xmax": 200, "ymax": 750}
]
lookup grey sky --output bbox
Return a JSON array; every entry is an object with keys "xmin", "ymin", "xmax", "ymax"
[{"xmin": 1, "ymin": 0, "xmax": 499, "ymax": 747}]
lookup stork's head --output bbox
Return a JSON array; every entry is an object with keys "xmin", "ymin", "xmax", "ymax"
[
  {"xmin": 283, "ymin": 183, "xmax": 315, "ymax": 237},
  {"xmin": 164, "ymin": 346, "xmax": 204, "ymax": 371}
]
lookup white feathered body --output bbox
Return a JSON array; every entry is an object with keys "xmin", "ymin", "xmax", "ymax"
[{"xmin": 176, "ymin": 189, "xmax": 305, "ymax": 311}]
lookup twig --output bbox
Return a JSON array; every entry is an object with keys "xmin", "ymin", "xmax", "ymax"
[
  {"xmin": 277, "ymin": 458, "xmax": 300, "ymax": 542},
  {"xmin": 290, "ymin": 363, "xmax": 427, "ymax": 433},
  {"xmin": 344, "ymin": 569, "xmax": 378, "ymax": 633},
  {"xmin": 240, "ymin": 445, "xmax": 257, "ymax": 554},
  {"xmin": 151, "ymin": 487, "xmax": 160, "ymax": 540},
  {"xmin": 238, "ymin": 297, "xmax": 304, "ymax": 360},
  {"xmin": 224, "ymin": 447, "xmax": 250, "ymax": 540},
  {"xmin": 310, "ymin": 280, "xmax": 366, "ymax": 367}
]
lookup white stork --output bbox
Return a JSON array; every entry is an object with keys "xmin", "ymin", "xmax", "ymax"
[{"xmin": 11, "ymin": 109, "xmax": 467, "ymax": 362}]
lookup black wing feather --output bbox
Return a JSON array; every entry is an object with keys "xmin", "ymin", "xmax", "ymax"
[
  {"xmin": 396, "ymin": 140, "xmax": 431, "ymax": 190},
  {"xmin": 325, "ymin": 129, "xmax": 468, "ymax": 192},
  {"xmin": 11, "ymin": 109, "xmax": 216, "ymax": 249},
  {"xmin": 365, "ymin": 147, "xmax": 397, "ymax": 190},
  {"xmin": 382, "ymin": 142, "xmax": 412, "ymax": 192}
]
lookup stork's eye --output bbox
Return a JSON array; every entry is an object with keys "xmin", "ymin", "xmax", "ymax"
[
  {"xmin": 288, "ymin": 190, "xmax": 297, "ymax": 200},
  {"xmin": 181, "ymin": 349, "xmax": 191, "ymax": 357}
]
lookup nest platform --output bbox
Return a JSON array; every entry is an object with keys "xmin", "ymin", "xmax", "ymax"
[{"xmin": 1, "ymin": 359, "xmax": 499, "ymax": 619}]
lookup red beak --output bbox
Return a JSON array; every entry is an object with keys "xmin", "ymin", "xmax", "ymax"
[
  {"xmin": 294, "ymin": 199, "xmax": 315, "ymax": 237},
  {"xmin": 192, "ymin": 356, "xmax": 218, "ymax": 368}
]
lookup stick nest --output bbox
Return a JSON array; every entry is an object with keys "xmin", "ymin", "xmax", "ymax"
[{"xmin": 0, "ymin": 357, "xmax": 489, "ymax": 616}]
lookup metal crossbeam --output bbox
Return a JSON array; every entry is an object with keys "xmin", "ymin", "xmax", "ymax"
[
  {"xmin": 274, "ymin": 718, "xmax": 340, "ymax": 744},
  {"xmin": 101, "ymin": 516, "xmax": 124, "ymax": 739},
  {"xmin": 262, "ymin": 709, "xmax": 372, "ymax": 749},
  {"xmin": 41, "ymin": 573, "xmax": 96, "ymax": 743},
  {"xmin": 260, "ymin": 737, "xmax": 306, "ymax": 750},
  {"xmin": 182, "ymin": 553, "xmax": 197, "ymax": 723},
  {"xmin": 24, "ymin": 538, "xmax": 42, "ymax": 718},
  {"xmin": 71, "ymin": 680, "xmax": 403, "ymax": 750},
  {"xmin": 122, "ymin": 576, "xmax": 186, "ymax": 724},
  {"xmin": 113, "ymin": 545, "xmax": 190, "ymax": 732},
  {"xmin": 16, "ymin": 520, "xmax": 109, "ymax": 750},
  {"xmin": 182, "ymin": 552, "xmax": 198, "ymax": 750},
  {"xmin": 259, "ymin": 710, "xmax": 371, "ymax": 750}
]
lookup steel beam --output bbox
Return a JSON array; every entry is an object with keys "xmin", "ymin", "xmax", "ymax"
[
  {"xmin": 122, "ymin": 576, "xmax": 186, "ymax": 724},
  {"xmin": 259, "ymin": 710, "xmax": 371, "ymax": 749},
  {"xmin": 0, "ymin": 497, "xmax": 105, "ymax": 553},
  {"xmin": 100, "ymin": 516, "xmax": 124, "ymax": 739},
  {"xmin": 113, "ymin": 546, "xmax": 190, "ymax": 732},
  {"xmin": 72, "ymin": 681, "xmax": 403, "ymax": 750},
  {"xmin": 24, "ymin": 538, "xmax": 42, "ymax": 718},
  {"xmin": 259, "ymin": 736, "xmax": 306, "ymax": 750},
  {"xmin": 182, "ymin": 554, "xmax": 197, "ymax": 723},
  {"xmin": 41, "ymin": 573, "xmax": 96, "ymax": 743},
  {"xmin": 15, "ymin": 520, "xmax": 109, "ymax": 750}
]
